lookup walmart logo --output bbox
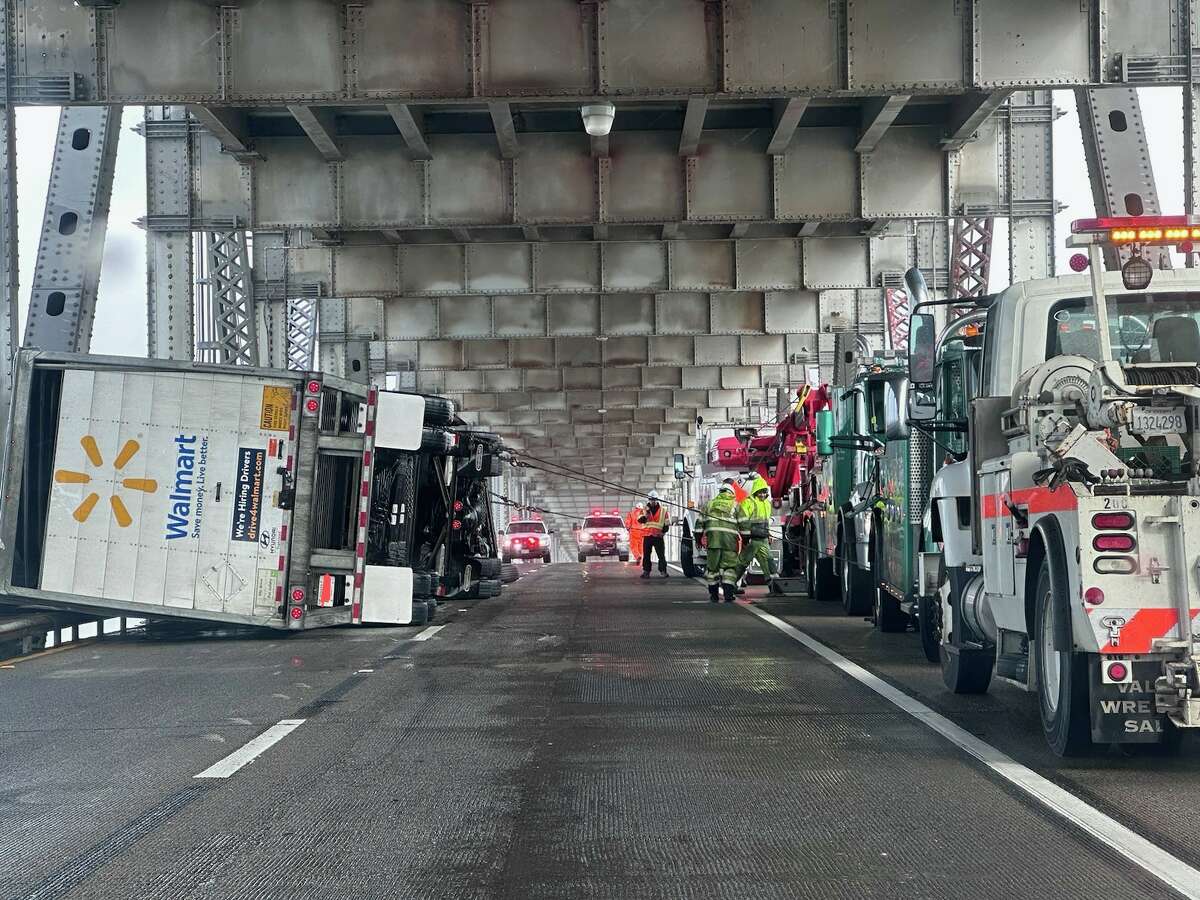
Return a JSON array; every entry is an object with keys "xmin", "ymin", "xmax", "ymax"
[{"xmin": 54, "ymin": 436, "xmax": 157, "ymax": 528}]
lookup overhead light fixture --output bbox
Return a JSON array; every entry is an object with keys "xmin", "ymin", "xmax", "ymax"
[
  {"xmin": 597, "ymin": 407, "xmax": 607, "ymax": 415},
  {"xmin": 581, "ymin": 102, "xmax": 616, "ymax": 137},
  {"xmin": 1121, "ymin": 252, "xmax": 1154, "ymax": 291}
]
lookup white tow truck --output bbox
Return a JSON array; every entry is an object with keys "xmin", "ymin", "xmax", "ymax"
[
  {"xmin": 908, "ymin": 217, "xmax": 1200, "ymax": 754},
  {"xmin": 0, "ymin": 351, "xmax": 504, "ymax": 631}
]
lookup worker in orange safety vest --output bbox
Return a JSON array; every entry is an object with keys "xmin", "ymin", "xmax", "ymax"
[
  {"xmin": 638, "ymin": 491, "xmax": 669, "ymax": 578},
  {"xmin": 625, "ymin": 505, "xmax": 645, "ymax": 564}
]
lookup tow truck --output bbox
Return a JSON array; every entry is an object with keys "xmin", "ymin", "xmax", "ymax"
[{"xmin": 908, "ymin": 216, "xmax": 1200, "ymax": 754}]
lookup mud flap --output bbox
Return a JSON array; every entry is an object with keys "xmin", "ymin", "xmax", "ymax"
[{"xmin": 1089, "ymin": 658, "xmax": 1170, "ymax": 743}]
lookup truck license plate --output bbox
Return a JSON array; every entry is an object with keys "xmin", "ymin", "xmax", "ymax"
[{"xmin": 1131, "ymin": 406, "xmax": 1186, "ymax": 435}]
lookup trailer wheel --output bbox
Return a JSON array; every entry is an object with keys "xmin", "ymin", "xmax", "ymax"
[
  {"xmin": 423, "ymin": 396, "xmax": 457, "ymax": 426},
  {"xmin": 474, "ymin": 557, "xmax": 501, "ymax": 578},
  {"xmin": 476, "ymin": 579, "xmax": 502, "ymax": 599},
  {"xmin": 871, "ymin": 534, "xmax": 907, "ymax": 632},
  {"xmin": 499, "ymin": 563, "xmax": 520, "ymax": 584},
  {"xmin": 1033, "ymin": 558, "xmax": 1092, "ymax": 756},
  {"xmin": 410, "ymin": 602, "xmax": 429, "ymax": 627},
  {"xmin": 839, "ymin": 526, "xmax": 871, "ymax": 616},
  {"xmin": 412, "ymin": 573, "xmax": 434, "ymax": 598},
  {"xmin": 918, "ymin": 592, "xmax": 941, "ymax": 664}
]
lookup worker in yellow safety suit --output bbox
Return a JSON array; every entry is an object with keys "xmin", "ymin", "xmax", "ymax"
[
  {"xmin": 697, "ymin": 483, "xmax": 745, "ymax": 603},
  {"xmin": 736, "ymin": 475, "xmax": 774, "ymax": 590}
]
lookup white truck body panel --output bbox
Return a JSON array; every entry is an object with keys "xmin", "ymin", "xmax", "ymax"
[{"xmin": 43, "ymin": 367, "xmax": 295, "ymax": 620}]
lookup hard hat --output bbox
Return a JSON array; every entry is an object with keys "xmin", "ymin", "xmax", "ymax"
[
  {"xmin": 648, "ymin": 490, "xmax": 660, "ymax": 500},
  {"xmin": 719, "ymin": 483, "xmax": 734, "ymax": 494}
]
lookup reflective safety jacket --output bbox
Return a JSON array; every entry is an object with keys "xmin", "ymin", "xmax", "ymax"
[
  {"xmin": 697, "ymin": 491, "xmax": 744, "ymax": 551},
  {"xmin": 641, "ymin": 504, "xmax": 667, "ymax": 533},
  {"xmin": 739, "ymin": 475, "xmax": 773, "ymax": 538}
]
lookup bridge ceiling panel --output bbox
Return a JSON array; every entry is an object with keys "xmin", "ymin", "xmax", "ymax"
[
  {"xmin": 975, "ymin": 0, "xmax": 1092, "ymax": 88},
  {"xmin": 601, "ymin": 0, "xmax": 718, "ymax": 94},
  {"xmin": 722, "ymin": 0, "xmax": 842, "ymax": 93},
  {"xmin": 340, "ymin": 137, "xmax": 426, "ymax": 225},
  {"xmin": 860, "ymin": 127, "xmax": 946, "ymax": 218},
  {"xmin": 356, "ymin": 1, "xmax": 472, "ymax": 96},
  {"xmin": 846, "ymin": 0, "xmax": 964, "ymax": 91},
  {"xmin": 230, "ymin": 1, "xmax": 343, "ymax": 99}
]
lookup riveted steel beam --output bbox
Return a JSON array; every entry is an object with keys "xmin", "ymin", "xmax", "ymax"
[{"xmin": 386, "ymin": 103, "xmax": 433, "ymax": 160}]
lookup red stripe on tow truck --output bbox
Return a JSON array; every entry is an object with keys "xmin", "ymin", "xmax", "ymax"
[
  {"xmin": 981, "ymin": 486, "xmax": 1077, "ymax": 519},
  {"xmin": 1096, "ymin": 608, "xmax": 1200, "ymax": 654}
]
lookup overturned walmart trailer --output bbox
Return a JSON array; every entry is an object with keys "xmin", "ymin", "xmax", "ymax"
[{"xmin": 0, "ymin": 351, "xmax": 504, "ymax": 630}]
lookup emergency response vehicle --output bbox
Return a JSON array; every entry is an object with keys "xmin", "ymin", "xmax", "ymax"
[
  {"xmin": 0, "ymin": 350, "xmax": 505, "ymax": 631},
  {"xmin": 909, "ymin": 217, "xmax": 1200, "ymax": 754},
  {"xmin": 576, "ymin": 510, "xmax": 630, "ymax": 562},
  {"xmin": 501, "ymin": 516, "xmax": 552, "ymax": 563}
]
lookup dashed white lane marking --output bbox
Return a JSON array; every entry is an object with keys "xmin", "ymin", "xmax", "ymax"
[
  {"xmin": 411, "ymin": 625, "xmax": 445, "ymax": 642},
  {"xmin": 194, "ymin": 719, "xmax": 305, "ymax": 779},
  {"xmin": 743, "ymin": 604, "xmax": 1200, "ymax": 900}
]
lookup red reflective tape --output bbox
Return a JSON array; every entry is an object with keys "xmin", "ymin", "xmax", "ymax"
[
  {"xmin": 351, "ymin": 602, "xmax": 361, "ymax": 620},
  {"xmin": 359, "ymin": 511, "xmax": 367, "ymax": 528},
  {"xmin": 356, "ymin": 541, "xmax": 366, "ymax": 558},
  {"xmin": 365, "ymin": 420, "xmax": 374, "ymax": 436},
  {"xmin": 275, "ymin": 585, "xmax": 284, "ymax": 604},
  {"xmin": 354, "ymin": 571, "xmax": 364, "ymax": 588},
  {"xmin": 319, "ymin": 575, "xmax": 333, "ymax": 605},
  {"xmin": 278, "ymin": 555, "xmax": 286, "ymax": 570},
  {"xmin": 363, "ymin": 450, "xmax": 372, "ymax": 468},
  {"xmin": 981, "ymin": 486, "xmax": 1078, "ymax": 519},
  {"xmin": 280, "ymin": 524, "xmax": 288, "ymax": 541},
  {"xmin": 289, "ymin": 426, "xmax": 295, "ymax": 441},
  {"xmin": 361, "ymin": 481, "xmax": 369, "ymax": 497},
  {"xmin": 291, "ymin": 392, "xmax": 297, "ymax": 410},
  {"xmin": 286, "ymin": 455, "xmax": 294, "ymax": 472},
  {"xmin": 1099, "ymin": 608, "xmax": 1200, "ymax": 654}
]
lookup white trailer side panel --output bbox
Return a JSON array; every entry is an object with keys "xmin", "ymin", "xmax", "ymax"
[{"xmin": 41, "ymin": 369, "xmax": 296, "ymax": 618}]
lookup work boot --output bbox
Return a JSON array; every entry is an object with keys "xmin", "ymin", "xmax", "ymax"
[
  {"xmin": 722, "ymin": 584, "xmax": 737, "ymax": 603},
  {"xmin": 661, "ymin": 570, "xmax": 669, "ymax": 578},
  {"xmin": 708, "ymin": 585, "xmax": 720, "ymax": 603},
  {"xmin": 640, "ymin": 571, "xmax": 650, "ymax": 579}
]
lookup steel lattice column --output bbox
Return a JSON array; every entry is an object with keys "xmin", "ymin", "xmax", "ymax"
[
  {"xmin": 950, "ymin": 216, "xmax": 994, "ymax": 299},
  {"xmin": 197, "ymin": 230, "xmax": 259, "ymax": 366},
  {"xmin": 286, "ymin": 297, "xmax": 317, "ymax": 370},
  {"xmin": 0, "ymin": 0, "xmax": 17, "ymax": 414},
  {"xmin": 1076, "ymin": 87, "xmax": 1169, "ymax": 270},
  {"xmin": 24, "ymin": 107, "xmax": 120, "ymax": 352}
]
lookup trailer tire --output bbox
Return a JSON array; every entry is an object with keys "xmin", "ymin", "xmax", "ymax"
[
  {"xmin": 422, "ymin": 396, "xmax": 456, "ymax": 426},
  {"xmin": 918, "ymin": 592, "xmax": 941, "ymax": 664},
  {"xmin": 420, "ymin": 427, "xmax": 454, "ymax": 455},
  {"xmin": 1033, "ymin": 558, "xmax": 1092, "ymax": 757},
  {"xmin": 425, "ymin": 600, "xmax": 437, "ymax": 623},
  {"xmin": 838, "ymin": 526, "xmax": 871, "ymax": 616},
  {"xmin": 871, "ymin": 535, "xmax": 907, "ymax": 633},
  {"xmin": 499, "ymin": 563, "xmax": 520, "ymax": 584},
  {"xmin": 476, "ymin": 579, "xmax": 502, "ymax": 599},
  {"xmin": 474, "ymin": 557, "xmax": 501, "ymax": 578},
  {"xmin": 410, "ymin": 602, "xmax": 429, "ymax": 627}
]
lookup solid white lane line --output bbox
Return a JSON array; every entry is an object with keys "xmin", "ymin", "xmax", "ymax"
[
  {"xmin": 742, "ymin": 604, "xmax": 1200, "ymax": 900},
  {"xmin": 411, "ymin": 625, "xmax": 445, "ymax": 642},
  {"xmin": 194, "ymin": 719, "xmax": 305, "ymax": 779}
]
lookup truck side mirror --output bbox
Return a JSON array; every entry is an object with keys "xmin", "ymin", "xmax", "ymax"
[
  {"xmin": 882, "ymin": 375, "xmax": 909, "ymax": 441},
  {"xmin": 907, "ymin": 387, "xmax": 936, "ymax": 424},
  {"xmin": 816, "ymin": 409, "xmax": 834, "ymax": 457},
  {"xmin": 673, "ymin": 453, "xmax": 687, "ymax": 479},
  {"xmin": 909, "ymin": 312, "xmax": 937, "ymax": 388}
]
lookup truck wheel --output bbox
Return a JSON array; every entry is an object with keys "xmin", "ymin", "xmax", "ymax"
[
  {"xmin": 680, "ymin": 526, "xmax": 699, "ymax": 578},
  {"xmin": 476, "ymin": 579, "xmax": 502, "ymax": 599},
  {"xmin": 577, "ymin": 553, "xmax": 587, "ymax": 563},
  {"xmin": 839, "ymin": 530, "xmax": 871, "ymax": 616},
  {"xmin": 499, "ymin": 563, "xmax": 520, "ymax": 584},
  {"xmin": 872, "ymin": 537, "xmax": 907, "ymax": 633},
  {"xmin": 1033, "ymin": 558, "xmax": 1092, "ymax": 756},
  {"xmin": 422, "ymin": 396, "xmax": 456, "ymax": 426},
  {"xmin": 814, "ymin": 557, "xmax": 838, "ymax": 602},
  {"xmin": 474, "ymin": 557, "xmax": 501, "ymax": 578},
  {"xmin": 918, "ymin": 593, "xmax": 941, "ymax": 664},
  {"xmin": 940, "ymin": 570, "xmax": 993, "ymax": 694},
  {"xmin": 412, "ymin": 573, "xmax": 433, "ymax": 598}
]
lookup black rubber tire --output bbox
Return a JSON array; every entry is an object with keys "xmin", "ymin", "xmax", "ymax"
[
  {"xmin": 500, "ymin": 554, "xmax": 510, "ymax": 564},
  {"xmin": 500, "ymin": 563, "xmax": 520, "ymax": 584},
  {"xmin": 412, "ymin": 572, "xmax": 434, "ymax": 598},
  {"xmin": 474, "ymin": 557, "xmax": 501, "ymax": 578},
  {"xmin": 541, "ymin": 554, "xmax": 550, "ymax": 564},
  {"xmin": 422, "ymin": 395, "xmax": 457, "ymax": 426},
  {"xmin": 1033, "ymin": 558, "xmax": 1092, "ymax": 757},
  {"xmin": 872, "ymin": 533, "xmax": 907, "ymax": 633},
  {"xmin": 619, "ymin": 553, "xmax": 629, "ymax": 562},
  {"xmin": 578, "ymin": 553, "xmax": 587, "ymax": 563},
  {"xmin": 839, "ymin": 527, "xmax": 871, "ymax": 616},
  {"xmin": 803, "ymin": 527, "xmax": 817, "ymax": 599},
  {"xmin": 420, "ymin": 427, "xmax": 454, "ymax": 455},
  {"xmin": 410, "ymin": 602, "xmax": 429, "ymax": 627},
  {"xmin": 680, "ymin": 526, "xmax": 700, "ymax": 578},
  {"xmin": 425, "ymin": 599, "xmax": 437, "ymax": 622},
  {"xmin": 476, "ymin": 578, "xmax": 502, "ymax": 599},
  {"xmin": 814, "ymin": 556, "xmax": 838, "ymax": 602},
  {"xmin": 918, "ymin": 592, "xmax": 941, "ymax": 664},
  {"xmin": 387, "ymin": 542, "xmax": 409, "ymax": 567}
]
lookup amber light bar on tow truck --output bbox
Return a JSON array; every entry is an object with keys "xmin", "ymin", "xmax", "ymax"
[{"xmin": 1071, "ymin": 215, "xmax": 1200, "ymax": 247}]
